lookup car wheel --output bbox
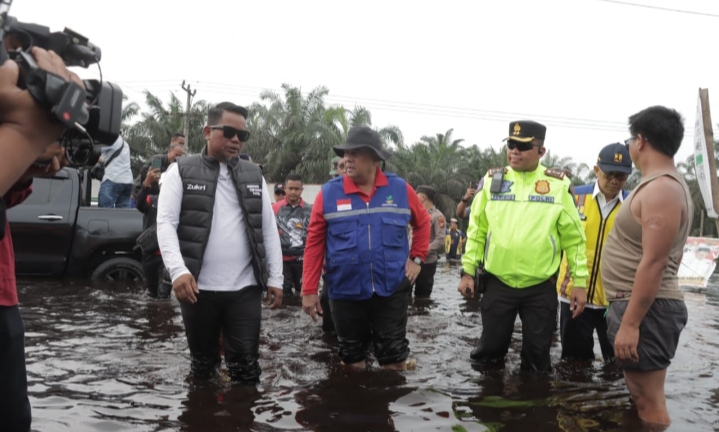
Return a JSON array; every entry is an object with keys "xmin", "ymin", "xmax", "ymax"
[{"xmin": 91, "ymin": 257, "xmax": 144, "ymax": 282}]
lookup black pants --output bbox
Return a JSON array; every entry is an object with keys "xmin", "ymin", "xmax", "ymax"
[
  {"xmin": 282, "ymin": 260, "xmax": 303, "ymax": 296},
  {"xmin": 412, "ymin": 262, "xmax": 437, "ymax": 298},
  {"xmin": 179, "ymin": 287, "xmax": 262, "ymax": 384},
  {"xmin": 560, "ymin": 302, "xmax": 614, "ymax": 362},
  {"xmin": 320, "ymin": 275, "xmax": 335, "ymax": 333},
  {"xmin": 471, "ymin": 274, "xmax": 557, "ymax": 373},
  {"xmin": 0, "ymin": 306, "xmax": 31, "ymax": 432},
  {"xmin": 142, "ymin": 253, "xmax": 166, "ymax": 298},
  {"xmin": 329, "ymin": 279, "xmax": 411, "ymax": 365}
]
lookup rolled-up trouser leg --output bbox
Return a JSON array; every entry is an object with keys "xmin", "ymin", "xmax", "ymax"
[
  {"xmin": 371, "ymin": 278, "xmax": 411, "ymax": 365},
  {"xmin": 222, "ymin": 287, "xmax": 262, "ymax": 384},
  {"xmin": 179, "ymin": 292, "xmax": 222, "ymax": 378},
  {"xmin": 330, "ymin": 297, "xmax": 372, "ymax": 364}
]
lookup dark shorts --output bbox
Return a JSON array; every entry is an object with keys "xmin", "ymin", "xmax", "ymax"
[
  {"xmin": 606, "ymin": 298, "xmax": 688, "ymax": 371},
  {"xmin": 329, "ymin": 278, "xmax": 411, "ymax": 366}
]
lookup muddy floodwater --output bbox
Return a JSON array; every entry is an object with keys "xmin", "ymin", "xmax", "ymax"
[{"xmin": 17, "ymin": 266, "xmax": 719, "ymax": 432}]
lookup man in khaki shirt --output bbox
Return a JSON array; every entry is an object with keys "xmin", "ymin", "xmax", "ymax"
[{"xmin": 413, "ymin": 185, "xmax": 446, "ymax": 297}]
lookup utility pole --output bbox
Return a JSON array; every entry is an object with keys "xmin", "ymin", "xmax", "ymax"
[{"xmin": 181, "ymin": 80, "xmax": 197, "ymax": 143}]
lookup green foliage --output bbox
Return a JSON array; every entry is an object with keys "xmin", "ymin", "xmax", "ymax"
[{"xmin": 121, "ymin": 85, "xmax": 717, "ymax": 239}]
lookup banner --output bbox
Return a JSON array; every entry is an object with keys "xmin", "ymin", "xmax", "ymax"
[
  {"xmin": 693, "ymin": 89, "xmax": 719, "ymax": 218},
  {"xmin": 679, "ymin": 237, "xmax": 719, "ymax": 287}
]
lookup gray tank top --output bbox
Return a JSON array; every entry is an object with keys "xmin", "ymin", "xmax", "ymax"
[{"xmin": 601, "ymin": 170, "xmax": 692, "ymax": 302}]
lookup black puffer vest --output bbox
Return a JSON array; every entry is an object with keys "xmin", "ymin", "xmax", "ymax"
[{"xmin": 176, "ymin": 149, "xmax": 267, "ymax": 289}]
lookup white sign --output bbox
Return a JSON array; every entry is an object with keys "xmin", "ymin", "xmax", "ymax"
[
  {"xmin": 694, "ymin": 91, "xmax": 719, "ymax": 218},
  {"xmin": 679, "ymin": 237, "xmax": 719, "ymax": 287}
]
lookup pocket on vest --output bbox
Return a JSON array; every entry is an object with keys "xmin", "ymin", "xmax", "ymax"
[
  {"xmin": 327, "ymin": 254, "xmax": 362, "ymax": 295},
  {"xmin": 381, "ymin": 217, "xmax": 406, "ymax": 248},
  {"xmin": 328, "ymin": 220, "xmax": 358, "ymax": 251}
]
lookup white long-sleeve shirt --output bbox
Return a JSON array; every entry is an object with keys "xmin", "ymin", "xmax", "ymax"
[{"xmin": 156, "ymin": 162, "xmax": 283, "ymax": 291}]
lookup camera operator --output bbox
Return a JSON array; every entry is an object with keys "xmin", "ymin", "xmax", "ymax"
[
  {"xmin": 0, "ymin": 47, "xmax": 83, "ymax": 432},
  {"xmin": 0, "ymin": 48, "xmax": 81, "ymax": 195}
]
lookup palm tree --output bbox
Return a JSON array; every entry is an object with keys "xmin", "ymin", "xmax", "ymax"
[
  {"xmin": 392, "ymin": 129, "xmax": 474, "ymax": 218},
  {"xmin": 244, "ymin": 84, "xmax": 340, "ymax": 183},
  {"xmin": 123, "ymin": 90, "xmax": 209, "ymax": 175}
]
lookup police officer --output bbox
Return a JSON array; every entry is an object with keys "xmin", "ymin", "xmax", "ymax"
[
  {"xmin": 458, "ymin": 120, "xmax": 589, "ymax": 373},
  {"xmin": 556, "ymin": 143, "xmax": 631, "ymax": 362},
  {"xmin": 413, "ymin": 185, "xmax": 446, "ymax": 297}
]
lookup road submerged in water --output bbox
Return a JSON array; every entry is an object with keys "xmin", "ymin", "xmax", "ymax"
[{"xmin": 17, "ymin": 265, "xmax": 719, "ymax": 432}]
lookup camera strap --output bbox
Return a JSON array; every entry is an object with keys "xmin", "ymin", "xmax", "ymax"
[{"xmin": 104, "ymin": 142, "xmax": 125, "ymax": 168}]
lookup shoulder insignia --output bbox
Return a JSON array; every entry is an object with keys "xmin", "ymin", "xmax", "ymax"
[
  {"xmin": 487, "ymin": 167, "xmax": 508, "ymax": 176},
  {"xmin": 545, "ymin": 167, "xmax": 566, "ymax": 180}
]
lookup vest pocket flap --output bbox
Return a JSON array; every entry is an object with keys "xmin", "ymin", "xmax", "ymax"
[
  {"xmin": 381, "ymin": 217, "xmax": 406, "ymax": 247},
  {"xmin": 328, "ymin": 254, "xmax": 360, "ymax": 266},
  {"xmin": 329, "ymin": 220, "xmax": 357, "ymax": 235},
  {"xmin": 328, "ymin": 220, "xmax": 358, "ymax": 251}
]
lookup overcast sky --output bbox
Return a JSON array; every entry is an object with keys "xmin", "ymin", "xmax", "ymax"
[{"xmin": 12, "ymin": 0, "xmax": 719, "ymax": 169}]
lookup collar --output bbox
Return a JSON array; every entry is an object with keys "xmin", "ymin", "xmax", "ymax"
[
  {"xmin": 592, "ymin": 181, "xmax": 624, "ymax": 203},
  {"xmin": 428, "ymin": 205, "xmax": 437, "ymax": 213},
  {"xmin": 343, "ymin": 167, "xmax": 388, "ymax": 197},
  {"xmin": 281, "ymin": 198, "xmax": 305, "ymax": 208},
  {"xmin": 508, "ymin": 163, "xmax": 544, "ymax": 178}
]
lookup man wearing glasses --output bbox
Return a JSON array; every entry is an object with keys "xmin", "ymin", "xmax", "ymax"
[
  {"xmin": 556, "ymin": 143, "xmax": 631, "ymax": 363},
  {"xmin": 458, "ymin": 120, "xmax": 588, "ymax": 373},
  {"xmin": 602, "ymin": 106, "xmax": 691, "ymax": 426},
  {"xmin": 157, "ymin": 102, "xmax": 284, "ymax": 384}
]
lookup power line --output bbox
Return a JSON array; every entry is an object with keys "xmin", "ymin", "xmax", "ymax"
[
  {"xmin": 591, "ymin": 0, "xmax": 719, "ymax": 18},
  {"xmin": 114, "ymin": 79, "xmax": 696, "ymax": 136}
]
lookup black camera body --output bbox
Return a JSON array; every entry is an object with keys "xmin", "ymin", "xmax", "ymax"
[{"xmin": 0, "ymin": 8, "xmax": 123, "ymax": 167}]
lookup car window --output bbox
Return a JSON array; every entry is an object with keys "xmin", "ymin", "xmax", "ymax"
[{"xmin": 21, "ymin": 178, "xmax": 51, "ymax": 205}]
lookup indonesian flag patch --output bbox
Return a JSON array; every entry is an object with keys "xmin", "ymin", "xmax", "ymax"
[{"xmin": 337, "ymin": 199, "xmax": 352, "ymax": 211}]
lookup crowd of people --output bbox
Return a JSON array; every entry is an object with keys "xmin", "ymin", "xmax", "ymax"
[{"xmin": 0, "ymin": 51, "xmax": 693, "ymax": 430}]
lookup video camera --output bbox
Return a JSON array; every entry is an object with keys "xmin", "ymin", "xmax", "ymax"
[{"xmin": 0, "ymin": 0, "xmax": 123, "ymax": 167}]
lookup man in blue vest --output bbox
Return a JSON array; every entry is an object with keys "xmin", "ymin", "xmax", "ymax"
[{"xmin": 301, "ymin": 125, "xmax": 431, "ymax": 370}]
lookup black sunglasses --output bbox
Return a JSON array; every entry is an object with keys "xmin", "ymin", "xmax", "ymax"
[
  {"xmin": 210, "ymin": 125, "xmax": 251, "ymax": 142},
  {"xmin": 506, "ymin": 141, "xmax": 540, "ymax": 152},
  {"xmin": 624, "ymin": 136, "xmax": 636, "ymax": 149},
  {"xmin": 600, "ymin": 170, "xmax": 629, "ymax": 181}
]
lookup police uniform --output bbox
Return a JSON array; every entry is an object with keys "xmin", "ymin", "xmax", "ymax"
[
  {"xmin": 556, "ymin": 143, "xmax": 631, "ymax": 362},
  {"xmin": 462, "ymin": 120, "xmax": 589, "ymax": 373},
  {"xmin": 413, "ymin": 185, "xmax": 446, "ymax": 297}
]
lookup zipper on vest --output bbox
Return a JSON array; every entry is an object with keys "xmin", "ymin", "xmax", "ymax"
[{"xmin": 367, "ymin": 202, "xmax": 375, "ymax": 292}]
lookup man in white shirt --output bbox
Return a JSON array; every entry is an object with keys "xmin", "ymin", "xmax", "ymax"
[
  {"xmin": 556, "ymin": 142, "xmax": 632, "ymax": 362},
  {"xmin": 98, "ymin": 136, "xmax": 134, "ymax": 208},
  {"xmin": 156, "ymin": 102, "xmax": 283, "ymax": 384}
]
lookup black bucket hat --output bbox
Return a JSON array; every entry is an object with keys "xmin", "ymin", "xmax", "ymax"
[{"xmin": 333, "ymin": 125, "xmax": 391, "ymax": 161}]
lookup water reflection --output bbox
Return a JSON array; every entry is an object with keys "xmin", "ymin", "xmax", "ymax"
[{"xmin": 15, "ymin": 271, "xmax": 719, "ymax": 431}]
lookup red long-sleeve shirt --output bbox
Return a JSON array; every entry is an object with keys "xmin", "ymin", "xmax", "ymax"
[
  {"xmin": 302, "ymin": 169, "xmax": 430, "ymax": 296},
  {"xmin": 0, "ymin": 181, "xmax": 32, "ymax": 306}
]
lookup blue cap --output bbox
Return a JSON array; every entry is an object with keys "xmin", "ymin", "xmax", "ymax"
[{"xmin": 597, "ymin": 143, "xmax": 632, "ymax": 174}]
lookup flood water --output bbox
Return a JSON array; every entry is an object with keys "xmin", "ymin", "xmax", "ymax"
[{"xmin": 17, "ymin": 265, "xmax": 719, "ymax": 432}]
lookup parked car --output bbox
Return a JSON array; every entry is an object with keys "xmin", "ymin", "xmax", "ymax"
[{"xmin": 7, "ymin": 168, "xmax": 144, "ymax": 281}]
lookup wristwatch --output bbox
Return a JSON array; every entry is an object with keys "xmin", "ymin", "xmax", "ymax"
[{"xmin": 412, "ymin": 257, "xmax": 423, "ymax": 265}]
